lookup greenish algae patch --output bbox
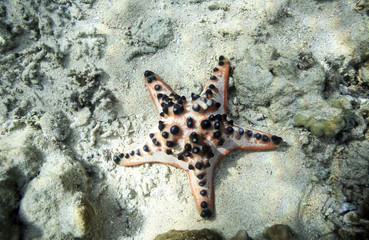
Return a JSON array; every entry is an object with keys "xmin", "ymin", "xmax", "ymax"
[
  {"xmin": 294, "ymin": 114, "xmax": 345, "ymax": 137},
  {"xmin": 294, "ymin": 97, "xmax": 353, "ymax": 137}
]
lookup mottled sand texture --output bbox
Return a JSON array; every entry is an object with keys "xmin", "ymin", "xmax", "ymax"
[{"xmin": 0, "ymin": 0, "xmax": 368, "ymax": 239}]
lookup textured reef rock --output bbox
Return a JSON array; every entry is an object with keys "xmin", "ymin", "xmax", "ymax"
[
  {"xmin": 154, "ymin": 229, "xmax": 223, "ymax": 240},
  {"xmin": 0, "ymin": 174, "xmax": 21, "ymax": 240},
  {"xmin": 19, "ymin": 153, "xmax": 91, "ymax": 238},
  {"xmin": 154, "ymin": 226, "xmax": 298, "ymax": 240},
  {"xmin": 264, "ymin": 224, "xmax": 297, "ymax": 240},
  {"xmin": 0, "ymin": 130, "xmax": 45, "ymax": 240},
  {"xmin": 230, "ymin": 230, "xmax": 253, "ymax": 240}
]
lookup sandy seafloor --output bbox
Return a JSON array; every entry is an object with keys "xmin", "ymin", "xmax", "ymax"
[{"xmin": 0, "ymin": 0, "xmax": 369, "ymax": 239}]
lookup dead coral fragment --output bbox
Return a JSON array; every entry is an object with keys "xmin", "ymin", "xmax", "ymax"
[
  {"xmin": 39, "ymin": 111, "xmax": 71, "ymax": 141},
  {"xmin": 74, "ymin": 202, "xmax": 95, "ymax": 236}
]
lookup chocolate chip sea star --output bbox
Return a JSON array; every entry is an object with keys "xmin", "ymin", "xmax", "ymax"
[{"xmin": 113, "ymin": 56, "xmax": 283, "ymax": 218}]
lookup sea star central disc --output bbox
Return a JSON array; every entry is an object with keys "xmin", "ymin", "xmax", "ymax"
[{"xmin": 113, "ymin": 56, "xmax": 282, "ymax": 218}]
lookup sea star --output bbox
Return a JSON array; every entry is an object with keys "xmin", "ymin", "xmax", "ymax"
[{"xmin": 113, "ymin": 56, "xmax": 283, "ymax": 218}]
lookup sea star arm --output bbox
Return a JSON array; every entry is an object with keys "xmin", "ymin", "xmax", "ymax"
[
  {"xmin": 199, "ymin": 56, "xmax": 230, "ymax": 115},
  {"xmin": 113, "ymin": 125, "xmax": 189, "ymax": 170},
  {"xmin": 143, "ymin": 71, "xmax": 176, "ymax": 115},
  {"xmin": 221, "ymin": 123, "xmax": 283, "ymax": 151},
  {"xmin": 186, "ymin": 140, "xmax": 230, "ymax": 218},
  {"xmin": 186, "ymin": 167, "xmax": 215, "ymax": 217}
]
